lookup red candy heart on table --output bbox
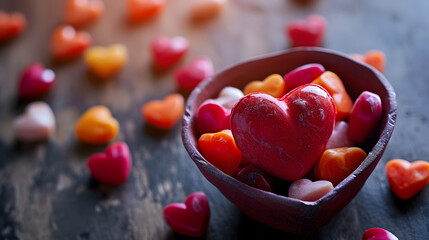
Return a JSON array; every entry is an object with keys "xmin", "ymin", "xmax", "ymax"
[
  {"xmin": 231, "ymin": 84, "xmax": 336, "ymax": 181},
  {"xmin": 0, "ymin": 11, "xmax": 26, "ymax": 41},
  {"xmin": 196, "ymin": 100, "xmax": 230, "ymax": 134},
  {"xmin": 51, "ymin": 25, "xmax": 92, "ymax": 60},
  {"xmin": 18, "ymin": 63, "xmax": 56, "ymax": 99},
  {"xmin": 163, "ymin": 192, "xmax": 210, "ymax": 237},
  {"xmin": 151, "ymin": 36, "xmax": 189, "ymax": 70},
  {"xmin": 174, "ymin": 57, "xmax": 214, "ymax": 91},
  {"xmin": 236, "ymin": 164, "xmax": 273, "ymax": 192},
  {"xmin": 288, "ymin": 178, "xmax": 333, "ymax": 201},
  {"xmin": 286, "ymin": 14, "xmax": 326, "ymax": 47},
  {"xmin": 362, "ymin": 228, "xmax": 398, "ymax": 240},
  {"xmin": 87, "ymin": 142, "xmax": 132, "ymax": 185},
  {"xmin": 283, "ymin": 63, "xmax": 325, "ymax": 93},
  {"xmin": 65, "ymin": 0, "xmax": 104, "ymax": 27}
]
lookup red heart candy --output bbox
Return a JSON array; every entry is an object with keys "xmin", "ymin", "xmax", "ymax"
[
  {"xmin": 163, "ymin": 192, "xmax": 210, "ymax": 237},
  {"xmin": 0, "ymin": 11, "xmax": 26, "ymax": 41},
  {"xmin": 362, "ymin": 228, "xmax": 398, "ymax": 240},
  {"xmin": 18, "ymin": 63, "xmax": 56, "ymax": 99},
  {"xmin": 196, "ymin": 100, "xmax": 230, "ymax": 134},
  {"xmin": 231, "ymin": 84, "xmax": 336, "ymax": 181},
  {"xmin": 151, "ymin": 36, "xmax": 189, "ymax": 70},
  {"xmin": 87, "ymin": 142, "xmax": 132, "ymax": 185},
  {"xmin": 51, "ymin": 25, "xmax": 92, "ymax": 60},
  {"xmin": 174, "ymin": 57, "xmax": 213, "ymax": 91},
  {"xmin": 236, "ymin": 164, "xmax": 273, "ymax": 192},
  {"xmin": 286, "ymin": 14, "xmax": 326, "ymax": 47},
  {"xmin": 283, "ymin": 63, "xmax": 325, "ymax": 93}
]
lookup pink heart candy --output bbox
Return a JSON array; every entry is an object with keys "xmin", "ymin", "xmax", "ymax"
[
  {"xmin": 18, "ymin": 63, "xmax": 56, "ymax": 99},
  {"xmin": 174, "ymin": 57, "xmax": 213, "ymax": 91},
  {"xmin": 163, "ymin": 192, "xmax": 210, "ymax": 237},
  {"xmin": 283, "ymin": 63, "xmax": 325, "ymax": 93},
  {"xmin": 196, "ymin": 99, "xmax": 230, "ymax": 134},
  {"xmin": 151, "ymin": 36, "xmax": 189, "ymax": 70},
  {"xmin": 362, "ymin": 228, "xmax": 398, "ymax": 240},
  {"xmin": 348, "ymin": 91, "xmax": 382, "ymax": 143},
  {"xmin": 286, "ymin": 14, "xmax": 326, "ymax": 47},
  {"xmin": 231, "ymin": 84, "xmax": 336, "ymax": 181},
  {"xmin": 326, "ymin": 121, "xmax": 354, "ymax": 149},
  {"xmin": 87, "ymin": 142, "xmax": 132, "ymax": 185},
  {"xmin": 288, "ymin": 178, "xmax": 333, "ymax": 201},
  {"xmin": 236, "ymin": 164, "xmax": 273, "ymax": 192},
  {"xmin": 14, "ymin": 102, "xmax": 55, "ymax": 141}
]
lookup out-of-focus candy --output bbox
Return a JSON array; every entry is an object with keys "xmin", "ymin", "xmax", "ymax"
[
  {"xmin": 283, "ymin": 63, "xmax": 325, "ymax": 93},
  {"xmin": 236, "ymin": 164, "xmax": 273, "ymax": 192},
  {"xmin": 348, "ymin": 91, "xmax": 382, "ymax": 143},
  {"xmin": 196, "ymin": 100, "xmax": 230, "ymax": 134},
  {"xmin": 190, "ymin": 0, "xmax": 226, "ymax": 21},
  {"xmin": 286, "ymin": 14, "xmax": 326, "ymax": 47},
  {"xmin": 163, "ymin": 192, "xmax": 210, "ymax": 237},
  {"xmin": 385, "ymin": 159, "xmax": 429, "ymax": 200},
  {"xmin": 362, "ymin": 228, "xmax": 398, "ymax": 240},
  {"xmin": 65, "ymin": 0, "xmax": 104, "ymax": 27},
  {"xmin": 198, "ymin": 129, "xmax": 242, "ymax": 176},
  {"xmin": 84, "ymin": 44, "xmax": 128, "ymax": 78},
  {"xmin": 87, "ymin": 141, "xmax": 132, "ymax": 185},
  {"xmin": 14, "ymin": 102, "xmax": 55, "ymax": 141},
  {"xmin": 51, "ymin": 25, "xmax": 91, "ymax": 60},
  {"xmin": 127, "ymin": 0, "xmax": 166, "ymax": 23},
  {"xmin": 326, "ymin": 121, "xmax": 354, "ymax": 149},
  {"xmin": 75, "ymin": 105, "xmax": 119, "ymax": 144},
  {"xmin": 314, "ymin": 147, "xmax": 367, "ymax": 186},
  {"xmin": 151, "ymin": 36, "xmax": 189, "ymax": 70},
  {"xmin": 0, "ymin": 11, "xmax": 26, "ymax": 41},
  {"xmin": 351, "ymin": 50, "xmax": 386, "ymax": 73},
  {"xmin": 312, "ymin": 71, "xmax": 354, "ymax": 121},
  {"xmin": 288, "ymin": 178, "xmax": 333, "ymax": 201},
  {"xmin": 18, "ymin": 63, "xmax": 56, "ymax": 99},
  {"xmin": 142, "ymin": 93, "xmax": 184, "ymax": 130},
  {"xmin": 174, "ymin": 57, "xmax": 213, "ymax": 91},
  {"xmin": 243, "ymin": 74, "xmax": 285, "ymax": 98}
]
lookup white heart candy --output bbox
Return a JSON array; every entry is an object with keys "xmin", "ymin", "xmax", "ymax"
[
  {"xmin": 326, "ymin": 121, "xmax": 354, "ymax": 149},
  {"xmin": 14, "ymin": 102, "xmax": 55, "ymax": 141},
  {"xmin": 213, "ymin": 86, "xmax": 243, "ymax": 109},
  {"xmin": 288, "ymin": 178, "xmax": 333, "ymax": 201}
]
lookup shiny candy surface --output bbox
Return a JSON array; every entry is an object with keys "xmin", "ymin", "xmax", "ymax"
[
  {"xmin": 51, "ymin": 25, "xmax": 91, "ymax": 60},
  {"xmin": 326, "ymin": 121, "xmax": 354, "ymax": 149},
  {"xmin": 243, "ymin": 74, "xmax": 285, "ymax": 98},
  {"xmin": 288, "ymin": 178, "xmax": 333, "ymax": 202},
  {"xmin": 84, "ymin": 44, "xmax": 128, "ymax": 78},
  {"xmin": 142, "ymin": 93, "xmax": 184, "ymax": 130},
  {"xmin": 18, "ymin": 63, "xmax": 56, "ymax": 99},
  {"xmin": 362, "ymin": 228, "xmax": 398, "ymax": 240},
  {"xmin": 14, "ymin": 102, "xmax": 55, "ymax": 141},
  {"xmin": 283, "ymin": 63, "xmax": 325, "ymax": 93},
  {"xmin": 75, "ymin": 106, "xmax": 119, "ymax": 144},
  {"xmin": 196, "ymin": 100, "xmax": 230, "ymax": 134},
  {"xmin": 151, "ymin": 36, "xmax": 189, "ymax": 70}
]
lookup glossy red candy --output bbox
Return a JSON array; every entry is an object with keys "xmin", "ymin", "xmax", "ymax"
[
  {"xmin": 362, "ymin": 228, "xmax": 398, "ymax": 240},
  {"xmin": 151, "ymin": 36, "xmax": 189, "ymax": 70},
  {"xmin": 286, "ymin": 14, "xmax": 326, "ymax": 47},
  {"xmin": 18, "ymin": 63, "xmax": 56, "ymax": 99},
  {"xmin": 230, "ymin": 84, "xmax": 336, "ymax": 181},
  {"xmin": 196, "ymin": 100, "xmax": 230, "ymax": 134},
  {"xmin": 174, "ymin": 57, "xmax": 213, "ymax": 91},
  {"xmin": 236, "ymin": 164, "xmax": 273, "ymax": 192},
  {"xmin": 283, "ymin": 63, "xmax": 325, "ymax": 93}
]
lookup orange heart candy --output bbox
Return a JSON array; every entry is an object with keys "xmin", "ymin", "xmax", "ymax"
[
  {"xmin": 65, "ymin": 0, "xmax": 104, "ymax": 27},
  {"xmin": 142, "ymin": 93, "xmax": 184, "ymax": 130},
  {"xmin": 127, "ymin": 0, "xmax": 166, "ymax": 23},
  {"xmin": 0, "ymin": 11, "xmax": 26, "ymax": 41},
  {"xmin": 75, "ymin": 106, "xmax": 119, "ymax": 144},
  {"xmin": 385, "ymin": 159, "xmax": 429, "ymax": 200},
  {"xmin": 84, "ymin": 44, "xmax": 128, "ymax": 78},
  {"xmin": 198, "ymin": 129, "xmax": 242, "ymax": 176},
  {"xmin": 312, "ymin": 71, "xmax": 354, "ymax": 121},
  {"xmin": 51, "ymin": 25, "xmax": 92, "ymax": 60},
  {"xmin": 243, "ymin": 74, "xmax": 285, "ymax": 98},
  {"xmin": 314, "ymin": 147, "xmax": 367, "ymax": 186},
  {"xmin": 351, "ymin": 50, "xmax": 386, "ymax": 73}
]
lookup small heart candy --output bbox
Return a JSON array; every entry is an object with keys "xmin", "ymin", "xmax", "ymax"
[
  {"xmin": 174, "ymin": 57, "xmax": 214, "ymax": 91},
  {"xmin": 351, "ymin": 50, "xmax": 386, "ymax": 73},
  {"xmin": 283, "ymin": 63, "xmax": 325, "ymax": 93},
  {"xmin": 231, "ymin": 84, "xmax": 336, "ymax": 181},
  {"xmin": 362, "ymin": 228, "xmax": 398, "ymax": 240},
  {"xmin": 65, "ymin": 0, "xmax": 104, "ymax": 27},
  {"xmin": 326, "ymin": 121, "xmax": 354, "ymax": 149},
  {"xmin": 163, "ymin": 192, "xmax": 210, "ymax": 237},
  {"xmin": 14, "ymin": 102, "xmax": 55, "ymax": 141},
  {"xmin": 243, "ymin": 74, "xmax": 285, "ymax": 98},
  {"xmin": 142, "ymin": 93, "xmax": 184, "ymax": 130},
  {"xmin": 385, "ymin": 159, "xmax": 429, "ymax": 200},
  {"xmin": 84, "ymin": 44, "xmax": 128, "ymax": 78},
  {"xmin": 87, "ymin": 141, "xmax": 132, "ymax": 185},
  {"xmin": 18, "ymin": 63, "xmax": 56, "ymax": 99},
  {"xmin": 151, "ymin": 36, "xmax": 189, "ymax": 70},
  {"xmin": 127, "ymin": 0, "xmax": 166, "ymax": 23},
  {"xmin": 196, "ymin": 100, "xmax": 230, "ymax": 134},
  {"xmin": 0, "ymin": 11, "xmax": 26, "ymax": 41},
  {"xmin": 190, "ymin": 0, "xmax": 226, "ymax": 21},
  {"xmin": 286, "ymin": 14, "xmax": 326, "ymax": 47},
  {"xmin": 236, "ymin": 164, "xmax": 273, "ymax": 192},
  {"xmin": 213, "ymin": 86, "xmax": 244, "ymax": 109},
  {"xmin": 288, "ymin": 178, "xmax": 333, "ymax": 201},
  {"xmin": 51, "ymin": 25, "xmax": 92, "ymax": 60}
]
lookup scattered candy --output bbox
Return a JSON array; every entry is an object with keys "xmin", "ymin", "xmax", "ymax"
[
  {"xmin": 243, "ymin": 74, "xmax": 285, "ymax": 98},
  {"xmin": 142, "ymin": 93, "xmax": 184, "ymax": 130},
  {"xmin": 283, "ymin": 63, "xmax": 325, "ymax": 93},
  {"xmin": 288, "ymin": 178, "xmax": 333, "ymax": 201},
  {"xmin": 236, "ymin": 164, "xmax": 273, "ymax": 192},
  {"xmin": 18, "ymin": 63, "xmax": 56, "ymax": 99},
  {"xmin": 385, "ymin": 159, "xmax": 429, "ymax": 200},
  {"xmin": 198, "ymin": 129, "xmax": 242, "ymax": 176},
  {"xmin": 314, "ymin": 147, "xmax": 367, "ymax": 186},
  {"xmin": 14, "ymin": 102, "xmax": 55, "ymax": 141},
  {"xmin": 51, "ymin": 25, "xmax": 91, "ymax": 60},
  {"xmin": 348, "ymin": 91, "xmax": 382, "ymax": 143},
  {"xmin": 87, "ymin": 141, "xmax": 132, "ymax": 185},
  {"xmin": 163, "ymin": 192, "xmax": 210, "ymax": 237},
  {"xmin": 84, "ymin": 44, "xmax": 128, "ymax": 78},
  {"xmin": 326, "ymin": 121, "xmax": 354, "ymax": 149},
  {"xmin": 65, "ymin": 0, "xmax": 104, "ymax": 27},
  {"xmin": 127, "ymin": 0, "xmax": 166, "ymax": 23},
  {"xmin": 196, "ymin": 100, "xmax": 230, "ymax": 134},
  {"xmin": 190, "ymin": 0, "xmax": 226, "ymax": 21},
  {"xmin": 351, "ymin": 50, "xmax": 386, "ymax": 73},
  {"xmin": 174, "ymin": 57, "xmax": 214, "ymax": 91},
  {"xmin": 230, "ymin": 84, "xmax": 335, "ymax": 181},
  {"xmin": 362, "ymin": 228, "xmax": 398, "ymax": 240},
  {"xmin": 75, "ymin": 105, "xmax": 119, "ymax": 144},
  {"xmin": 312, "ymin": 71, "xmax": 354, "ymax": 121},
  {"xmin": 286, "ymin": 14, "xmax": 326, "ymax": 47},
  {"xmin": 0, "ymin": 11, "xmax": 26, "ymax": 41},
  {"xmin": 151, "ymin": 36, "xmax": 189, "ymax": 70}
]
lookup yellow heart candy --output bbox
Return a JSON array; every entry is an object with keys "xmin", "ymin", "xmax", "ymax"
[
  {"xmin": 84, "ymin": 44, "xmax": 128, "ymax": 78},
  {"xmin": 243, "ymin": 74, "xmax": 285, "ymax": 98}
]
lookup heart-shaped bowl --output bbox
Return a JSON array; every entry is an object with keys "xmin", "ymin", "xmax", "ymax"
[{"xmin": 182, "ymin": 47, "xmax": 397, "ymax": 235}]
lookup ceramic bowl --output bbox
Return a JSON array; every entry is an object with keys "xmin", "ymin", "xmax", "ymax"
[{"xmin": 181, "ymin": 47, "xmax": 397, "ymax": 235}]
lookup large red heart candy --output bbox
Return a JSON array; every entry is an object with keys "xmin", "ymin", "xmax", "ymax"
[
  {"xmin": 151, "ymin": 36, "xmax": 189, "ymax": 70},
  {"xmin": 286, "ymin": 14, "xmax": 326, "ymax": 47},
  {"xmin": 231, "ymin": 84, "xmax": 335, "ymax": 181},
  {"xmin": 18, "ymin": 63, "xmax": 56, "ymax": 99},
  {"xmin": 163, "ymin": 192, "xmax": 210, "ymax": 237},
  {"xmin": 87, "ymin": 142, "xmax": 132, "ymax": 185},
  {"xmin": 174, "ymin": 57, "xmax": 213, "ymax": 91}
]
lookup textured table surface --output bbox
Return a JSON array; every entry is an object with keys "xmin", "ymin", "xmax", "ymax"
[{"xmin": 1, "ymin": 0, "xmax": 429, "ymax": 239}]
